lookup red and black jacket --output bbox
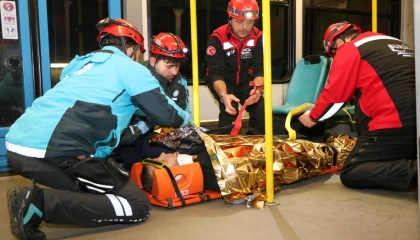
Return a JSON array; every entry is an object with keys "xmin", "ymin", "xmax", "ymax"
[
  {"xmin": 310, "ymin": 32, "xmax": 416, "ymax": 132},
  {"xmin": 205, "ymin": 24, "xmax": 263, "ymax": 86}
]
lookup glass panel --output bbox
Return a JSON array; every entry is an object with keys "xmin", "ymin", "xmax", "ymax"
[
  {"xmin": 305, "ymin": 11, "xmax": 395, "ymax": 55},
  {"xmin": 266, "ymin": 5, "xmax": 288, "ymax": 80},
  {"xmin": 0, "ymin": 1, "xmax": 24, "ymax": 127},
  {"xmin": 305, "ymin": 0, "xmax": 348, "ymax": 9},
  {"xmin": 305, "ymin": 0, "xmax": 392, "ymax": 14},
  {"xmin": 47, "ymin": 0, "xmax": 109, "ymax": 87},
  {"xmin": 151, "ymin": 0, "xmax": 289, "ymax": 82},
  {"xmin": 304, "ymin": 0, "xmax": 399, "ymax": 56},
  {"xmin": 348, "ymin": 0, "xmax": 392, "ymax": 14}
]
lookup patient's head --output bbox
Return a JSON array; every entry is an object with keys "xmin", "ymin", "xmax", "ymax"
[{"xmin": 141, "ymin": 152, "xmax": 179, "ymax": 192}]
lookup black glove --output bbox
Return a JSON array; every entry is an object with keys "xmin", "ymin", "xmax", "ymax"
[{"xmin": 119, "ymin": 125, "xmax": 142, "ymax": 146}]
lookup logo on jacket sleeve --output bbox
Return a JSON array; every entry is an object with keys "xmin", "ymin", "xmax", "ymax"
[{"xmin": 206, "ymin": 46, "xmax": 216, "ymax": 56}]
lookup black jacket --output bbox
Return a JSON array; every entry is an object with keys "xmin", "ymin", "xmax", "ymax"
[{"xmin": 205, "ymin": 24, "xmax": 263, "ymax": 86}]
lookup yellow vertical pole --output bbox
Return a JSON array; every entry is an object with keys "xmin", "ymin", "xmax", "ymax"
[
  {"xmin": 262, "ymin": 0, "xmax": 276, "ymax": 205},
  {"xmin": 190, "ymin": 0, "xmax": 200, "ymax": 127},
  {"xmin": 372, "ymin": 0, "xmax": 377, "ymax": 32}
]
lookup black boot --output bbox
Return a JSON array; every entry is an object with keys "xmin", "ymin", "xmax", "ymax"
[{"xmin": 7, "ymin": 182, "xmax": 45, "ymax": 240}]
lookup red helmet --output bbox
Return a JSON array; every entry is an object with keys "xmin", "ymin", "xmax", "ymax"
[
  {"xmin": 150, "ymin": 32, "xmax": 187, "ymax": 59},
  {"xmin": 323, "ymin": 22, "xmax": 361, "ymax": 57},
  {"xmin": 227, "ymin": 0, "xmax": 259, "ymax": 20},
  {"xmin": 96, "ymin": 18, "xmax": 145, "ymax": 53}
]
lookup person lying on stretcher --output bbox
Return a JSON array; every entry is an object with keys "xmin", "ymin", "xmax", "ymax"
[
  {"xmin": 141, "ymin": 152, "xmax": 180, "ymax": 192},
  {"xmin": 140, "ymin": 152, "xmax": 220, "ymax": 193}
]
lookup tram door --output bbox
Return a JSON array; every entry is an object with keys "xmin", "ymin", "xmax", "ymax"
[{"xmin": 0, "ymin": 0, "xmax": 122, "ymax": 172}]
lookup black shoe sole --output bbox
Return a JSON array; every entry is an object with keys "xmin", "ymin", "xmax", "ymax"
[
  {"xmin": 7, "ymin": 187, "xmax": 46, "ymax": 240},
  {"xmin": 7, "ymin": 187, "xmax": 23, "ymax": 239}
]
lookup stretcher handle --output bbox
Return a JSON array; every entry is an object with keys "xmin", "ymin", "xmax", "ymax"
[{"xmin": 285, "ymin": 103, "xmax": 313, "ymax": 140}]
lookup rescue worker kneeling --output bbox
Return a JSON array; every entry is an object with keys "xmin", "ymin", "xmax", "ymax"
[{"xmin": 5, "ymin": 18, "xmax": 193, "ymax": 240}]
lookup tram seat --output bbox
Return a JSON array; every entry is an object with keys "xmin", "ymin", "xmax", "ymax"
[
  {"xmin": 273, "ymin": 55, "xmax": 330, "ymax": 115},
  {"xmin": 272, "ymin": 55, "xmax": 330, "ymax": 137},
  {"xmin": 272, "ymin": 55, "xmax": 358, "ymax": 138}
]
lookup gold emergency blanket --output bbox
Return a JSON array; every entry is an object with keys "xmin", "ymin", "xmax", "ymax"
[
  {"xmin": 204, "ymin": 133, "xmax": 356, "ymax": 208},
  {"xmin": 149, "ymin": 126, "xmax": 356, "ymax": 208}
]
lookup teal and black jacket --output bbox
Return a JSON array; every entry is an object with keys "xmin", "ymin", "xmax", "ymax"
[{"xmin": 6, "ymin": 46, "xmax": 190, "ymax": 158}]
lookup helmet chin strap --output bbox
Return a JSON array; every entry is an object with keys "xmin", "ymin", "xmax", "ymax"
[
  {"xmin": 98, "ymin": 34, "xmax": 142, "ymax": 58},
  {"xmin": 120, "ymin": 36, "xmax": 141, "ymax": 58},
  {"xmin": 129, "ymin": 45, "xmax": 141, "ymax": 58}
]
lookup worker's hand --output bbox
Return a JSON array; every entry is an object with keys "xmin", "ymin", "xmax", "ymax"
[
  {"xmin": 222, "ymin": 94, "xmax": 240, "ymax": 115},
  {"xmin": 137, "ymin": 120, "xmax": 150, "ymax": 134},
  {"xmin": 298, "ymin": 110, "xmax": 317, "ymax": 128},
  {"xmin": 253, "ymin": 77, "xmax": 264, "ymax": 89},
  {"xmin": 244, "ymin": 88, "xmax": 261, "ymax": 105},
  {"xmin": 119, "ymin": 124, "xmax": 142, "ymax": 146},
  {"xmin": 181, "ymin": 111, "xmax": 193, "ymax": 127}
]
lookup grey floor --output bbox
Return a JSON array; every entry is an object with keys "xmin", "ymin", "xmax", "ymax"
[{"xmin": 0, "ymin": 174, "xmax": 418, "ymax": 240}]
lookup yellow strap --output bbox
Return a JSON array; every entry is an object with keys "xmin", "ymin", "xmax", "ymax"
[
  {"xmin": 285, "ymin": 103, "xmax": 356, "ymax": 140},
  {"xmin": 340, "ymin": 108, "xmax": 356, "ymax": 124},
  {"xmin": 142, "ymin": 158, "xmax": 166, "ymax": 169},
  {"xmin": 285, "ymin": 103, "xmax": 313, "ymax": 140}
]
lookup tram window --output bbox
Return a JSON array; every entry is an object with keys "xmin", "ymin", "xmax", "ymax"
[
  {"xmin": 0, "ymin": 47, "xmax": 24, "ymax": 126},
  {"xmin": 150, "ymin": 0, "xmax": 292, "ymax": 84},
  {"xmin": 304, "ymin": 0, "xmax": 400, "ymax": 56},
  {"xmin": 47, "ymin": 0, "xmax": 109, "ymax": 87},
  {"xmin": 0, "ymin": 10, "xmax": 24, "ymax": 126},
  {"xmin": 304, "ymin": 0, "xmax": 393, "ymax": 14}
]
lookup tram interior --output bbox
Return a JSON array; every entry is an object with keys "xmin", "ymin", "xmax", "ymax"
[{"xmin": 0, "ymin": 0, "xmax": 418, "ymax": 239}]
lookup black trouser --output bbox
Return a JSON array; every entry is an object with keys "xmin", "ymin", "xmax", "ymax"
[
  {"xmin": 340, "ymin": 128, "xmax": 418, "ymax": 191},
  {"xmin": 118, "ymin": 134, "xmax": 173, "ymax": 170},
  {"xmin": 207, "ymin": 80, "xmax": 265, "ymax": 134},
  {"xmin": 8, "ymin": 151, "xmax": 151, "ymax": 226}
]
